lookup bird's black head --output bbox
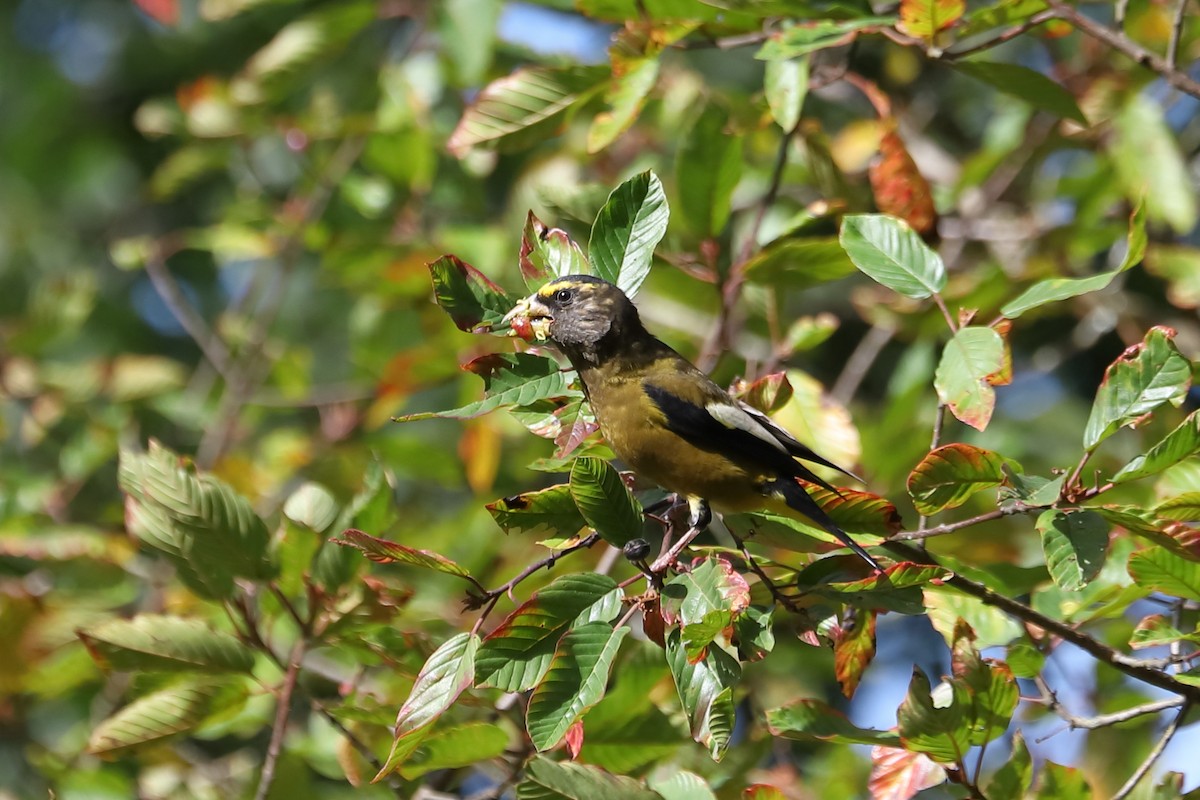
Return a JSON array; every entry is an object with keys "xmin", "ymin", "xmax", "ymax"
[{"xmin": 505, "ymin": 275, "xmax": 646, "ymax": 364}]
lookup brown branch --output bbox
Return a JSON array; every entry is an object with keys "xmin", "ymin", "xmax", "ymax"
[
  {"xmin": 469, "ymin": 533, "xmax": 602, "ymax": 632},
  {"xmin": 673, "ymin": 31, "xmax": 772, "ymax": 50},
  {"xmin": 1045, "ymin": 1, "xmax": 1200, "ymax": 100},
  {"xmin": 253, "ymin": 639, "xmax": 305, "ymax": 800},
  {"xmin": 1035, "ymin": 677, "xmax": 1185, "ymax": 732},
  {"xmin": 942, "ymin": 9, "xmax": 1060, "ymax": 59},
  {"xmin": 892, "ymin": 507, "xmax": 1015, "ymax": 542},
  {"xmin": 885, "ymin": 541, "xmax": 1200, "ymax": 703},
  {"xmin": 144, "ymin": 245, "xmax": 233, "ymax": 379},
  {"xmin": 1112, "ymin": 702, "xmax": 1190, "ymax": 800}
]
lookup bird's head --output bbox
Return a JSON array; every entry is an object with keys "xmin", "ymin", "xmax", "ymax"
[{"xmin": 502, "ymin": 275, "xmax": 643, "ymax": 361}]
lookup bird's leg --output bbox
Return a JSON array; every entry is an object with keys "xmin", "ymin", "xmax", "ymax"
[{"xmin": 650, "ymin": 498, "xmax": 710, "ymax": 573}]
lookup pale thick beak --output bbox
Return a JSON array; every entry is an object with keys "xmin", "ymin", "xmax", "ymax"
[{"xmin": 501, "ymin": 295, "xmax": 553, "ymax": 340}]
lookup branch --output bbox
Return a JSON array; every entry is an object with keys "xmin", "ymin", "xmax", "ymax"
[
  {"xmin": 1045, "ymin": 0, "xmax": 1200, "ymax": 100},
  {"xmin": 253, "ymin": 639, "xmax": 305, "ymax": 800},
  {"xmin": 893, "ymin": 507, "xmax": 1015, "ymax": 542},
  {"xmin": 942, "ymin": 9, "xmax": 1060, "ymax": 59},
  {"xmin": 885, "ymin": 541, "xmax": 1200, "ymax": 703},
  {"xmin": 1166, "ymin": 0, "xmax": 1188, "ymax": 71},
  {"xmin": 1112, "ymin": 703, "xmax": 1190, "ymax": 800},
  {"xmin": 468, "ymin": 533, "xmax": 602, "ymax": 631},
  {"xmin": 1034, "ymin": 676, "xmax": 1185, "ymax": 733},
  {"xmin": 144, "ymin": 245, "xmax": 233, "ymax": 379},
  {"xmin": 830, "ymin": 324, "xmax": 895, "ymax": 406}
]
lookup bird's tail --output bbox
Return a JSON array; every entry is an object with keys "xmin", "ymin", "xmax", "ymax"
[{"xmin": 769, "ymin": 478, "xmax": 882, "ymax": 571}]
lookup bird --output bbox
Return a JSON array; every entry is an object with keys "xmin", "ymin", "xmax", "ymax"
[{"xmin": 501, "ymin": 274, "xmax": 881, "ymax": 572}]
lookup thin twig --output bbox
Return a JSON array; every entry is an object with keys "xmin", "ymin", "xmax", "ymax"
[
  {"xmin": 915, "ymin": 404, "xmax": 949, "ymax": 533},
  {"xmin": 1034, "ymin": 676, "xmax": 1185, "ymax": 731},
  {"xmin": 254, "ymin": 639, "xmax": 306, "ymax": 800},
  {"xmin": 895, "ymin": 507, "xmax": 1014, "ymax": 542},
  {"xmin": 469, "ymin": 533, "xmax": 602, "ymax": 632},
  {"xmin": 830, "ymin": 325, "xmax": 895, "ymax": 405},
  {"xmin": 1166, "ymin": 0, "xmax": 1188, "ymax": 70},
  {"xmin": 144, "ymin": 246, "xmax": 233, "ymax": 378},
  {"xmin": 1111, "ymin": 703, "xmax": 1190, "ymax": 800},
  {"xmin": 1045, "ymin": 0, "xmax": 1200, "ymax": 99},
  {"xmin": 942, "ymin": 9, "xmax": 1059, "ymax": 59}
]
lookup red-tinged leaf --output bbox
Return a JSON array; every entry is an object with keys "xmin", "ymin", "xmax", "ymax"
[
  {"xmin": 869, "ymin": 127, "xmax": 938, "ymax": 238},
  {"xmin": 898, "ymin": 0, "xmax": 965, "ymax": 39},
  {"xmin": 554, "ymin": 401, "xmax": 600, "ymax": 457},
  {"xmin": 519, "ymin": 211, "xmax": 588, "ymax": 289},
  {"xmin": 447, "ymin": 66, "xmax": 607, "ymax": 157},
  {"xmin": 934, "ymin": 325, "xmax": 1010, "ymax": 431},
  {"xmin": 804, "ymin": 484, "xmax": 904, "ymax": 537},
  {"xmin": 643, "ymin": 597, "xmax": 666, "ymax": 649},
  {"xmin": 135, "ymin": 0, "xmax": 179, "ymax": 26},
  {"xmin": 1129, "ymin": 614, "xmax": 1194, "ymax": 649},
  {"xmin": 660, "ymin": 556, "xmax": 751, "ymax": 627},
  {"xmin": 869, "ymin": 747, "xmax": 948, "ymax": 800},
  {"xmin": 744, "ymin": 786, "xmax": 788, "ymax": 800},
  {"xmin": 331, "ymin": 529, "xmax": 472, "ymax": 579},
  {"xmin": 907, "ymin": 443, "xmax": 1006, "ymax": 515},
  {"xmin": 800, "ymin": 562, "xmax": 950, "ymax": 615},
  {"xmin": 766, "ymin": 698, "xmax": 900, "ymax": 746},
  {"xmin": 375, "ymin": 632, "xmax": 479, "ymax": 781},
  {"xmin": 833, "ymin": 610, "xmax": 877, "ymax": 698},
  {"xmin": 428, "ymin": 255, "xmax": 513, "ymax": 334},
  {"xmin": 565, "ymin": 719, "xmax": 585, "ymax": 760},
  {"xmin": 475, "ymin": 574, "xmax": 620, "ymax": 692},
  {"xmin": 486, "ymin": 484, "xmax": 587, "ymax": 538},
  {"xmin": 1083, "ymin": 326, "xmax": 1191, "ymax": 450},
  {"xmin": 731, "ymin": 372, "xmax": 794, "ymax": 415}
]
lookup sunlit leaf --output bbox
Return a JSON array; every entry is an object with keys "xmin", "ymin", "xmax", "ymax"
[
  {"xmin": 764, "ymin": 56, "xmax": 808, "ymax": 132},
  {"xmin": 520, "ymin": 211, "xmax": 589, "ymax": 289},
  {"xmin": 1038, "ymin": 510, "xmax": 1109, "ymax": 591},
  {"xmin": 1112, "ymin": 411, "xmax": 1200, "ymax": 484},
  {"xmin": 570, "ymin": 457, "xmax": 643, "ymax": 548},
  {"xmin": 840, "ymin": 214, "xmax": 946, "ymax": 299},
  {"xmin": 88, "ymin": 678, "xmax": 246, "ymax": 755},
  {"xmin": 742, "ymin": 237, "xmax": 856, "ymax": 288},
  {"xmin": 476, "ymin": 574, "xmax": 620, "ymax": 691},
  {"xmin": 376, "ymin": 632, "xmax": 479, "ymax": 780},
  {"xmin": 869, "ymin": 747, "xmax": 947, "ymax": 800},
  {"xmin": 1082, "ymin": 326, "xmax": 1191, "ymax": 451},
  {"xmin": 486, "ymin": 484, "xmax": 588, "ymax": 538},
  {"xmin": 661, "ymin": 556, "xmax": 751, "ymax": 627},
  {"xmin": 767, "ymin": 698, "xmax": 899, "ymax": 746},
  {"xmin": 986, "ymin": 731, "xmax": 1032, "ymax": 800},
  {"xmin": 398, "ymin": 722, "xmax": 509, "ymax": 779},
  {"xmin": 756, "ymin": 17, "xmax": 895, "ymax": 60},
  {"xmin": 588, "ymin": 56, "xmax": 660, "ymax": 153},
  {"xmin": 1127, "ymin": 547, "xmax": 1200, "ymax": 602},
  {"xmin": 649, "ymin": 771, "xmax": 717, "ymax": 800},
  {"xmin": 79, "ymin": 615, "xmax": 255, "ymax": 674},
  {"xmin": 447, "ymin": 66, "xmax": 607, "ymax": 156},
  {"xmin": 1114, "ymin": 94, "xmax": 1198, "ymax": 234},
  {"xmin": 515, "ymin": 756, "xmax": 659, "ymax": 800},
  {"xmin": 395, "ymin": 353, "xmax": 577, "ymax": 423},
  {"xmin": 1128, "ymin": 614, "xmax": 1200, "ymax": 650},
  {"xmin": 934, "ymin": 326, "xmax": 1010, "ymax": 431},
  {"xmin": 897, "ymin": 0, "xmax": 964, "ymax": 38},
  {"xmin": 907, "ymin": 443, "xmax": 1005, "ymax": 515},
  {"xmin": 589, "ymin": 171, "xmax": 669, "ymax": 298},
  {"xmin": 667, "ymin": 629, "xmax": 740, "ymax": 760},
  {"xmin": 331, "ymin": 528, "xmax": 472, "ymax": 579},
  {"xmin": 897, "ymin": 669, "xmax": 970, "ymax": 763},
  {"xmin": 527, "ymin": 622, "xmax": 628, "ymax": 750},
  {"xmin": 428, "ymin": 255, "xmax": 513, "ymax": 334}
]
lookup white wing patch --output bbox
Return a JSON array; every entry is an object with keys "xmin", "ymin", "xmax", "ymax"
[{"xmin": 705, "ymin": 402, "xmax": 789, "ymax": 454}]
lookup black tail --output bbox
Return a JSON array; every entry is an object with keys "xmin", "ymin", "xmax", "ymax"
[{"xmin": 771, "ymin": 478, "xmax": 882, "ymax": 571}]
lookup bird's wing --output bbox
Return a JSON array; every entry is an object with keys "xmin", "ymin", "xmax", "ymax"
[
  {"xmin": 734, "ymin": 400, "xmax": 863, "ymax": 482},
  {"xmin": 642, "ymin": 380, "xmax": 842, "ymax": 495}
]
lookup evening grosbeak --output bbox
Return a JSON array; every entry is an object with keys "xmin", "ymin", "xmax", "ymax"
[{"xmin": 502, "ymin": 275, "xmax": 882, "ymax": 571}]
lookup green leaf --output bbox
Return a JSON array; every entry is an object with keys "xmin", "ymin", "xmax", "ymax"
[
  {"xmin": 840, "ymin": 214, "xmax": 947, "ymax": 299},
  {"xmin": 742, "ymin": 237, "xmax": 856, "ymax": 288},
  {"xmin": 764, "ymin": 56, "xmax": 808, "ymax": 132},
  {"xmin": 376, "ymin": 632, "xmax": 479, "ymax": 781},
  {"xmin": 475, "ymin": 574, "xmax": 620, "ymax": 691},
  {"xmin": 986, "ymin": 731, "xmax": 1032, "ymax": 800},
  {"xmin": 683, "ymin": 610, "xmax": 735, "ymax": 661},
  {"xmin": 520, "ymin": 211, "xmax": 589, "ymax": 290},
  {"xmin": 1113, "ymin": 411, "xmax": 1200, "ymax": 483},
  {"xmin": 755, "ymin": 18, "xmax": 895, "ymax": 60},
  {"xmin": 330, "ymin": 528, "xmax": 473, "ymax": 579},
  {"xmin": 398, "ymin": 722, "xmax": 509, "ymax": 779},
  {"xmin": 766, "ymin": 698, "xmax": 900, "ymax": 746},
  {"xmin": 1005, "ymin": 641, "xmax": 1045, "ymax": 678},
  {"xmin": 587, "ymin": 58, "xmax": 660, "ymax": 153},
  {"xmin": 1037, "ymin": 762, "xmax": 1092, "ymax": 800},
  {"xmin": 446, "ymin": 66, "xmax": 607, "ymax": 156},
  {"xmin": 1128, "ymin": 614, "xmax": 1200, "ymax": 650},
  {"xmin": 78, "ymin": 615, "xmax": 255, "ymax": 674},
  {"xmin": 1082, "ymin": 326, "xmax": 1192, "ymax": 450},
  {"xmin": 569, "ymin": 457, "xmax": 643, "ymax": 548},
  {"xmin": 1001, "ymin": 200, "xmax": 1146, "ymax": 318},
  {"xmin": 666, "ymin": 629, "xmax": 740, "ymax": 760},
  {"xmin": 87, "ymin": 678, "xmax": 246, "ymax": 755},
  {"xmin": 898, "ymin": 0, "xmax": 965, "ymax": 38},
  {"xmin": 1038, "ymin": 509, "xmax": 1109, "ymax": 591},
  {"xmin": 486, "ymin": 484, "xmax": 588, "ymax": 538},
  {"xmin": 800, "ymin": 562, "xmax": 950, "ymax": 615},
  {"xmin": 515, "ymin": 756, "xmax": 659, "ymax": 800},
  {"xmin": 1145, "ymin": 245, "xmax": 1200, "ymax": 310},
  {"xmin": 527, "ymin": 622, "xmax": 629, "ymax": 750},
  {"xmin": 649, "ymin": 771, "xmax": 717, "ymax": 800},
  {"xmin": 1156, "ymin": 492, "xmax": 1200, "ymax": 521},
  {"xmin": 119, "ymin": 441, "xmax": 273, "ymax": 599},
  {"xmin": 924, "ymin": 586, "xmax": 1022, "ymax": 649},
  {"xmin": 588, "ymin": 170, "xmax": 669, "ymax": 298},
  {"xmin": 907, "ymin": 443, "xmax": 1006, "ymax": 514},
  {"xmin": 934, "ymin": 326, "xmax": 1009, "ymax": 432},
  {"xmin": 428, "ymin": 254, "xmax": 513, "ymax": 334},
  {"xmin": 1128, "ymin": 547, "xmax": 1200, "ymax": 602},
  {"xmin": 953, "ymin": 61, "xmax": 1086, "ymax": 124},
  {"xmin": 1114, "ymin": 94, "xmax": 1198, "ymax": 234},
  {"xmin": 677, "ymin": 104, "xmax": 742, "ymax": 237},
  {"xmin": 897, "ymin": 669, "xmax": 970, "ymax": 763},
  {"xmin": 282, "ymin": 481, "xmax": 339, "ymax": 532},
  {"xmin": 395, "ymin": 353, "xmax": 576, "ymax": 423},
  {"xmin": 952, "ymin": 628, "xmax": 1018, "ymax": 746},
  {"xmin": 661, "ymin": 556, "xmax": 751, "ymax": 626}
]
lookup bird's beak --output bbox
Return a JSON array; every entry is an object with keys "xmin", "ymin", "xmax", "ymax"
[{"xmin": 502, "ymin": 294, "xmax": 553, "ymax": 342}]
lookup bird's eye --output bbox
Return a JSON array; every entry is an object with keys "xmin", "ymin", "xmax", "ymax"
[{"xmin": 554, "ymin": 288, "xmax": 573, "ymax": 304}]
